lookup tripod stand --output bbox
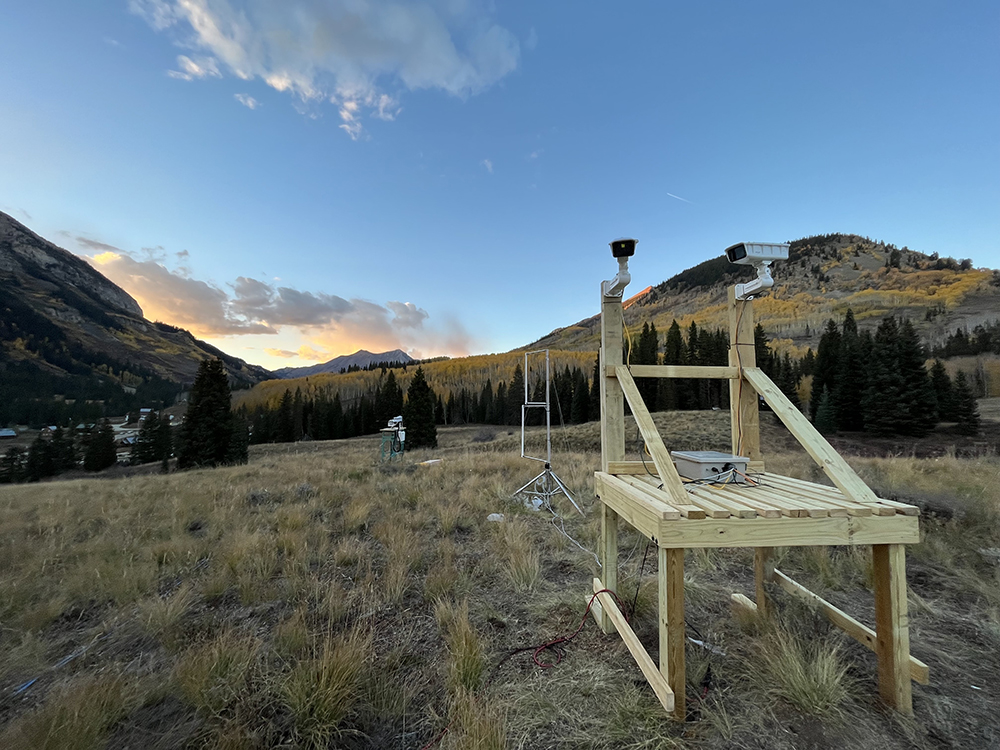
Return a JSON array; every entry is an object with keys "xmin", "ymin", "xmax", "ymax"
[{"xmin": 513, "ymin": 349, "xmax": 582, "ymax": 515}]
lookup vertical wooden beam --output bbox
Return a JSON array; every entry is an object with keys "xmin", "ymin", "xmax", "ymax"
[
  {"xmin": 598, "ymin": 289, "xmax": 625, "ymax": 633},
  {"xmin": 873, "ymin": 544, "xmax": 913, "ymax": 715},
  {"xmin": 727, "ymin": 287, "xmax": 762, "ymax": 468},
  {"xmin": 659, "ymin": 546, "xmax": 686, "ymax": 720},
  {"xmin": 754, "ymin": 547, "xmax": 773, "ymax": 617}
]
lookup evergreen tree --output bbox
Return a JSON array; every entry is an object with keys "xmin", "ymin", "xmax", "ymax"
[
  {"xmin": 479, "ymin": 379, "xmax": 494, "ymax": 424},
  {"xmin": 495, "ymin": 382, "xmax": 508, "ymax": 425},
  {"xmin": 178, "ymin": 358, "xmax": 238, "ymax": 468},
  {"xmin": 292, "ymin": 388, "xmax": 304, "ymax": 439},
  {"xmin": 50, "ymin": 426, "xmax": 77, "ymax": 472},
  {"xmin": 953, "ymin": 371, "xmax": 981, "ymax": 436},
  {"xmin": 226, "ymin": 414, "xmax": 250, "ymax": 465},
  {"xmin": 661, "ymin": 320, "xmax": 686, "ymax": 409},
  {"xmin": 777, "ymin": 352, "xmax": 802, "ymax": 409},
  {"xmin": 636, "ymin": 322, "xmax": 659, "ymax": 410},
  {"xmin": 687, "ymin": 321, "xmax": 703, "ymax": 409},
  {"xmin": 861, "ymin": 318, "xmax": 905, "ymax": 436},
  {"xmin": 330, "ymin": 393, "xmax": 344, "ymax": 438},
  {"xmin": 403, "ymin": 367, "xmax": 437, "ymax": 449},
  {"xmin": 554, "ymin": 366, "xmax": 574, "ymax": 425},
  {"xmin": 26, "ymin": 437, "xmax": 56, "ymax": 481},
  {"xmin": 811, "ymin": 320, "xmax": 842, "ymax": 423},
  {"xmin": 570, "ymin": 369, "xmax": 590, "ymax": 423},
  {"xmin": 131, "ymin": 411, "xmax": 162, "ymax": 464},
  {"xmin": 833, "ymin": 309, "xmax": 865, "ymax": 431},
  {"xmin": 753, "ymin": 324, "xmax": 774, "ymax": 378},
  {"xmin": 814, "ymin": 387, "xmax": 837, "ymax": 435},
  {"xmin": 157, "ymin": 415, "xmax": 172, "ymax": 472},
  {"xmin": 276, "ymin": 390, "xmax": 295, "ymax": 443},
  {"xmin": 929, "ymin": 360, "xmax": 954, "ymax": 418},
  {"xmin": 896, "ymin": 319, "xmax": 937, "ymax": 436},
  {"xmin": 375, "ymin": 371, "xmax": 404, "ymax": 425},
  {"xmin": 84, "ymin": 419, "xmax": 118, "ymax": 472},
  {"xmin": 507, "ymin": 364, "xmax": 525, "ymax": 426},
  {"xmin": 589, "ymin": 357, "xmax": 601, "ymax": 423},
  {"xmin": 800, "ymin": 348, "xmax": 815, "ymax": 377},
  {"xmin": 1, "ymin": 447, "xmax": 25, "ymax": 484}
]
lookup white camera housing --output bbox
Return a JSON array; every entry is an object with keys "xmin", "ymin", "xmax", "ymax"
[
  {"xmin": 724, "ymin": 241, "xmax": 789, "ymax": 300},
  {"xmin": 725, "ymin": 242, "xmax": 789, "ymax": 265}
]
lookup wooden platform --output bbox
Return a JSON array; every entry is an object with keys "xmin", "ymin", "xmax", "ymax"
[
  {"xmin": 595, "ymin": 471, "xmax": 920, "ymax": 548},
  {"xmin": 592, "ymin": 270, "xmax": 925, "ymax": 720}
]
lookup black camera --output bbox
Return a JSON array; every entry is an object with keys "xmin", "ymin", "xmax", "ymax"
[{"xmin": 610, "ymin": 238, "xmax": 637, "ymax": 258}]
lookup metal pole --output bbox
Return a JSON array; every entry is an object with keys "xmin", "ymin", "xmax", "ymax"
[{"xmin": 545, "ymin": 349, "xmax": 552, "ymax": 467}]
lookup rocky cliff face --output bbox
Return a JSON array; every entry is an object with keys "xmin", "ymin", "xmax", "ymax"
[
  {"xmin": 0, "ymin": 212, "xmax": 143, "ymax": 318},
  {"xmin": 0, "ymin": 210, "xmax": 272, "ymax": 387}
]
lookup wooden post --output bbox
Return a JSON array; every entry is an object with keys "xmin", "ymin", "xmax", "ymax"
[
  {"xmin": 598, "ymin": 288, "xmax": 625, "ymax": 633},
  {"xmin": 727, "ymin": 287, "xmax": 762, "ymax": 469},
  {"xmin": 659, "ymin": 546, "xmax": 686, "ymax": 720},
  {"xmin": 873, "ymin": 544, "xmax": 913, "ymax": 714},
  {"xmin": 754, "ymin": 547, "xmax": 773, "ymax": 617}
]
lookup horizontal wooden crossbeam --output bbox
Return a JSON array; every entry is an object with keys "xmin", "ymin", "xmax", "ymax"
[
  {"xmin": 771, "ymin": 569, "xmax": 929, "ymax": 685},
  {"xmin": 606, "ymin": 364, "xmax": 739, "ymax": 379}
]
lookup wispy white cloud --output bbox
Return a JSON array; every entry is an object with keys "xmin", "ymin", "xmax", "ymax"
[
  {"xmin": 481, "ymin": 158, "xmax": 493, "ymax": 174},
  {"xmin": 386, "ymin": 301, "xmax": 429, "ymax": 329},
  {"xmin": 168, "ymin": 54, "xmax": 221, "ymax": 80},
  {"xmin": 529, "ymin": 149, "xmax": 542, "ymax": 159},
  {"xmin": 234, "ymin": 93, "xmax": 260, "ymax": 109},
  {"xmin": 131, "ymin": 0, "xmax": 519, "ymax": 138},
  {"xmin": 128, "ymin": 0, "xmax": 177, "ymax": 31},
  {"xmin": 666, "ymin": 192, "xmax": 693, "ymax": 204}
]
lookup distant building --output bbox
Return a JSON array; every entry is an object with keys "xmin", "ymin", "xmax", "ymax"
[{"xmin": 0, "ymin": 428, "xmax": 17, "ymax": 439}]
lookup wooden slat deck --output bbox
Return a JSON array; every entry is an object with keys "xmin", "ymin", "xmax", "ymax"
[
  {"xmin": 594, "ymin": 471, "xmax": 920, "ymax": 549},
  {"xmin": 626, "ymin": 472, "xmax": 918, "ymax": 520}
]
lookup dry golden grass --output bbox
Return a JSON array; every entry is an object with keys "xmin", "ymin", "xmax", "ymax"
[
  {"xmin": 0, "ymin": 421, "xmax": 998, "ymax": 748},
  {"xmin": 0, "ymin": 672, "xmax": 144, "ymax": 750},
  {"xmin": 282, "ymin": 627, "xmax": 372, "ymax": 748}
]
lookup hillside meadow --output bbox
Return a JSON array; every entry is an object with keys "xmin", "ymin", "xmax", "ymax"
[{"xmin": 1, "ymin": 414, "xmax": 998, "ymax": 749}]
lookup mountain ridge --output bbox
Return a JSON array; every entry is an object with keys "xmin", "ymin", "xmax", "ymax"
[
  {"xmin": 272, "ymin": 349, "xmax": 415, "ymax": 379},
  {"xmin": 526, "ymin": 233, "xmax": 1000, "ymax": 356},
  {"xmin": 0, "ymin": 211, "xmax": 273, "ymax": 391}
]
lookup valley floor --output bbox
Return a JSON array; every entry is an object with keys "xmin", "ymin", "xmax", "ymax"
[{"xmin": 1, "ymin": 414, "xmax": 998, "ymax": 749}]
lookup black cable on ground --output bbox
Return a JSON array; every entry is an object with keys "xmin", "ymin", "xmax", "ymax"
[{"xmin": 420, "ymin": 587, "xmax": 632, "ymax": 749}]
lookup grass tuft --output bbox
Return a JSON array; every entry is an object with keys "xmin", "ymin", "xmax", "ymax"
[
  {"xmin": 173, "ymin": 630, "xmax": 262, "ymax": 716},
  {"xmin": 0, "ymin": 673, "xmax": 138, "ymax": 749},
  {"xmin": 282, "ymin": 627, "xmax": 372, "ymax": 748},
  {"xmin": 757, "ymin": 628, "xmax": 851, "ymax": 716},
  {"xmin": 437, "ymin": 598, "xmax": 486, "ymax": 694}
]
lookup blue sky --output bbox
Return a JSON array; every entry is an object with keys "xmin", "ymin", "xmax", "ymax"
[{"xmin": 1, "ymin": 1, "xmax": 998, "ymax": 369}]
